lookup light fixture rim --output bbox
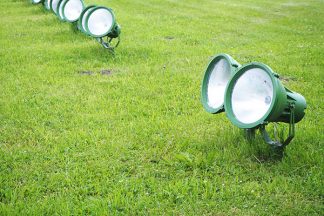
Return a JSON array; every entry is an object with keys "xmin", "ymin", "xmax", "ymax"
[
  {"xmin": 84, "ymin": 6, "xmax": 116, "ymax": 38},
  {"xmin": 201, "ymin": 53, "xmax": 240, "ymax": 114},
  {"xmin": 62, "ymin": 0, "xmax": 85, "ymax": 22},
  {"xmin": 44, "ymin": 0, "xmax": 51, "ymax": 10},
  {"xmin": 50, "ymin": 0, "xmax": 59, "ymax": 14},
  {"xmin": 224, "ymin": 62, "xmax": 282, "ymax": 128},
  {"xmin": 57, "ymin": 0, "xmax": 68, "ymax": 21},
  {"xmin": 77, "ymin": 5, "xmax": 97, "ymax": 34}
]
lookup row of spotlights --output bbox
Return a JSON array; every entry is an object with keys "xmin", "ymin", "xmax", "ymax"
[
  {"xmin": 30, "ymin": 1, "xmax": 306, "ymax": 149},
  {"xmin": 201, "ymin": 54, "xmax": 307, "ymax": 148},
  {"xmin": 31, "ymin": 0, "xmax": 121, "ymax": 50}
]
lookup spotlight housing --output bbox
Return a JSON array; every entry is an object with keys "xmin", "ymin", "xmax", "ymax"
[
  {"xmin": 62, "ymin": 0, "xmax": 85, "ymax": 23},
  {"xmin": 84, "ymin": 6, "xmax": 121, "ymax": 50},
  {"xmin": 44, "ymin": 0, "xmax": 51, "ymax": 10},
  {"xmin": 32, "ymin": 0, "xmax": 43, "ymax": 4},
  {"xmin": 50, "ymin": 0, "xmax": 60, "ymax": 14},
  {"xmin": 57, "ymin": 0, "xmax": 68, "ymax": 21},
  {"xmin": 201, "ymin": 54, "xmax": 241, "ymax": 114},
  {"xmin": 224, "ymin": 62, "xmax": 306, "ymax": 147},
  {"xmin": 77, "ymin": 5, "xmax": 97, "ymax": 34}
]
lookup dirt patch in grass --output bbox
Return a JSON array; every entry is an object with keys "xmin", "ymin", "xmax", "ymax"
[
  {"xmin": 279, "ymin": 76, "xmax": 297, "ymax": 82},
  {"xmin": 164, "ymin": 36, "xmax": 175, "ymax": 40},
  {"xmin": 78, "ymin": 70, "xmax": 94, "ymax": 75},
  {"xmin": 101, "ymin": 69, "xmax": 113, "ymax": 76}
]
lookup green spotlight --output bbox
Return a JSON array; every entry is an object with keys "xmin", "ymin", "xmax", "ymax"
[
  {"xmin": 31, "ymin": 0, "xmax": 43, "ymax": 4},
  {"xmin": 84, "ymin": 6, "xmax": 121, "ymax": 50},
  {"xmin": 44, "ymin": 0, "xmax": 51, "ymax": 10},
  {"xmin": 77, "ymin": 5, "xmax": 97, "ymax": 34},
  {"xmin": 61, "ymin": 0, "xmax": 85, "ymax": 23},
  {"xmin": 224, "ymin": 62, "xmax": 307, "ymax": 147},
  {"xmin": 201, "ymin": 54, "xmax": 241, "ymax": 114},
  {"xmin": 50, "ymin": 0, "xmax": 60, "ymax": 14},
  {"xmin": 57, "ymin": 0, "xmax": 68, "ymax": 21}
]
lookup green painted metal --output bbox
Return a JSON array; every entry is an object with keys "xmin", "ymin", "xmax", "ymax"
[
  {"xmin": 77, "ymin": 5, "xmax": 97, "ymax": 34},
  {"xmin": 95, "ymin": 24, "xmax": 121, "ymax": 51},
  {"xmin": 84, "ymin": 6, "xmax": 117, "ymax": 38},
  {"xmin": 43, "ymin": 0, "xmax": 51, "ymax": 10},
  {"xmin": 108, "ymin": 23, "xmax": 121, "ymax": 39},
  {"xmin": 50, "ymin": 0, "xmax": 61, "ymax": 15},
  {"xmin": 224, "ymin": 62, "xmax": 306, "ymax": 129},
  {"xmin": 201, "ymin": 53, "xmax": 241, "ymax": 114},
  {"xmin": 57, "ymin": 0, "xmax": 68, "ymax": 21}
]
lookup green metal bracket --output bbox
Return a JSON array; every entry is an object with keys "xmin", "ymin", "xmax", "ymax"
[
  {"xmin": 96, "ymin": 24, "xmax": 121, "ymax": 51},
  {"xmin": 260, "ymin": 103, "xmax": 296, "ymax": 148},
  {"xmin": 96, "ymin": 35, "xmax": 120, "ymax": 52}
]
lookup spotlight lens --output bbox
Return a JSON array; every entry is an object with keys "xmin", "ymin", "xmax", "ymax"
[
  {"xmin": 231, "ymin": 68, "xmax": 273, "ymax": 124},
  {"xmin": 63, "ymin": 0, "xmax": 84, "ymax": 22},
  {"xmin": 207, "ymin": 58, "xmax": 231, "ymax": 109},
  {"xmin": 86, "ymin": 7, "xmax": 114, "ymax": 37}
]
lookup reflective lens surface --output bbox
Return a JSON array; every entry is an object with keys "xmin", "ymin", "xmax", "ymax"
[
  {"xmin": 231, "ymin": 68, "xmax": 273, "ymax": 124},
  {"xmin": 32, "ymin": 0, "xmax": 42, "ymax": 3},
  {"xmin": 207, "ymin": 58, "xmax": 231, "ymax": 109},
  {"xmin": 63, "ymin": 0, "xmax": 84, "ymax": 22},
  {"xmin": 87, "ymin": 8, "xmax": 114, "ymax": 37}
]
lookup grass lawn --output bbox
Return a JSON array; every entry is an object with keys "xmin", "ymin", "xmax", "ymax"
[{"xmin": 0, "ymin": 0, "xmax": 323, "ymax": 215}]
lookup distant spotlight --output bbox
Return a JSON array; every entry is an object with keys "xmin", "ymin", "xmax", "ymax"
[
  {"xmin": 31, "ymin": 0, "xmax": 43, "ymax": 4},
  {"xmin": 78, "ymin": 5, "xmax": 97, "ymax": 34},
  {"xmin": 84, "ymin": 6, "xmax": 121, "ymax": 50},
  {"xmin": 57, "ymin": 0, "xmax": 68, "ymax": 21},
  {"xmin": 224, "ymin": 62, "xmax": 307, "ymax": 147},
  {"xmin": 44, "ymin": 0, "xmax": 51, "ymax": 10},
  {"xmin": 62, "ymin": 0, "xmax": 85, "ymax": 23},
  {"xmin": 201, "ymin": 54, "xmax": 241, "ymax": 114},
  {"xmin": 50, "ymin": 0, "xmax": 60, "ymax": 14}
]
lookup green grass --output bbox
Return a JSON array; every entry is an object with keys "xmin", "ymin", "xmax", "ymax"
[{"xmin": 0, "ymin": 0, "xmax": 323, "ymax": 215}]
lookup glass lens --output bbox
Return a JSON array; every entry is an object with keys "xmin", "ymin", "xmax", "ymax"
[
  {"xmin": 207, "ymin": 58, "xmax": 231, "ymax": 109},
  {"xmin": 231, "ymin": 68, "xmax": 273, "ymax": 124},
  {"xmin": 64, "ymin": 0, "xmax": 83, "ymax": 21},
  {"xmin": 87, "ymin": 8, "xmax": 114, "ymax": 36}
]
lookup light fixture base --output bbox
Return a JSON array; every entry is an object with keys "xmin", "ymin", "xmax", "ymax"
[
  {"xmin": 96, "ymin": 36, "xmax": 120, "ymax": 52},
  {"xmin": 259, "ymin": 102, "xmax": 295, "ymax": 148},
  {"xmin": 95, "ymin": 24, "xmax": 121, "ymax": 51}
]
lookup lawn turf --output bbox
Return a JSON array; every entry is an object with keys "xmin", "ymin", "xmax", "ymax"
[{"xmin": 0, "ymin": 0, "xmax": 323, "ymax": 215}]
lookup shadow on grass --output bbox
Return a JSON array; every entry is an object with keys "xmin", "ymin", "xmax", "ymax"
[{"xmin": 242, "ymin": 132, "xmax": 286, "ymax": 164}]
